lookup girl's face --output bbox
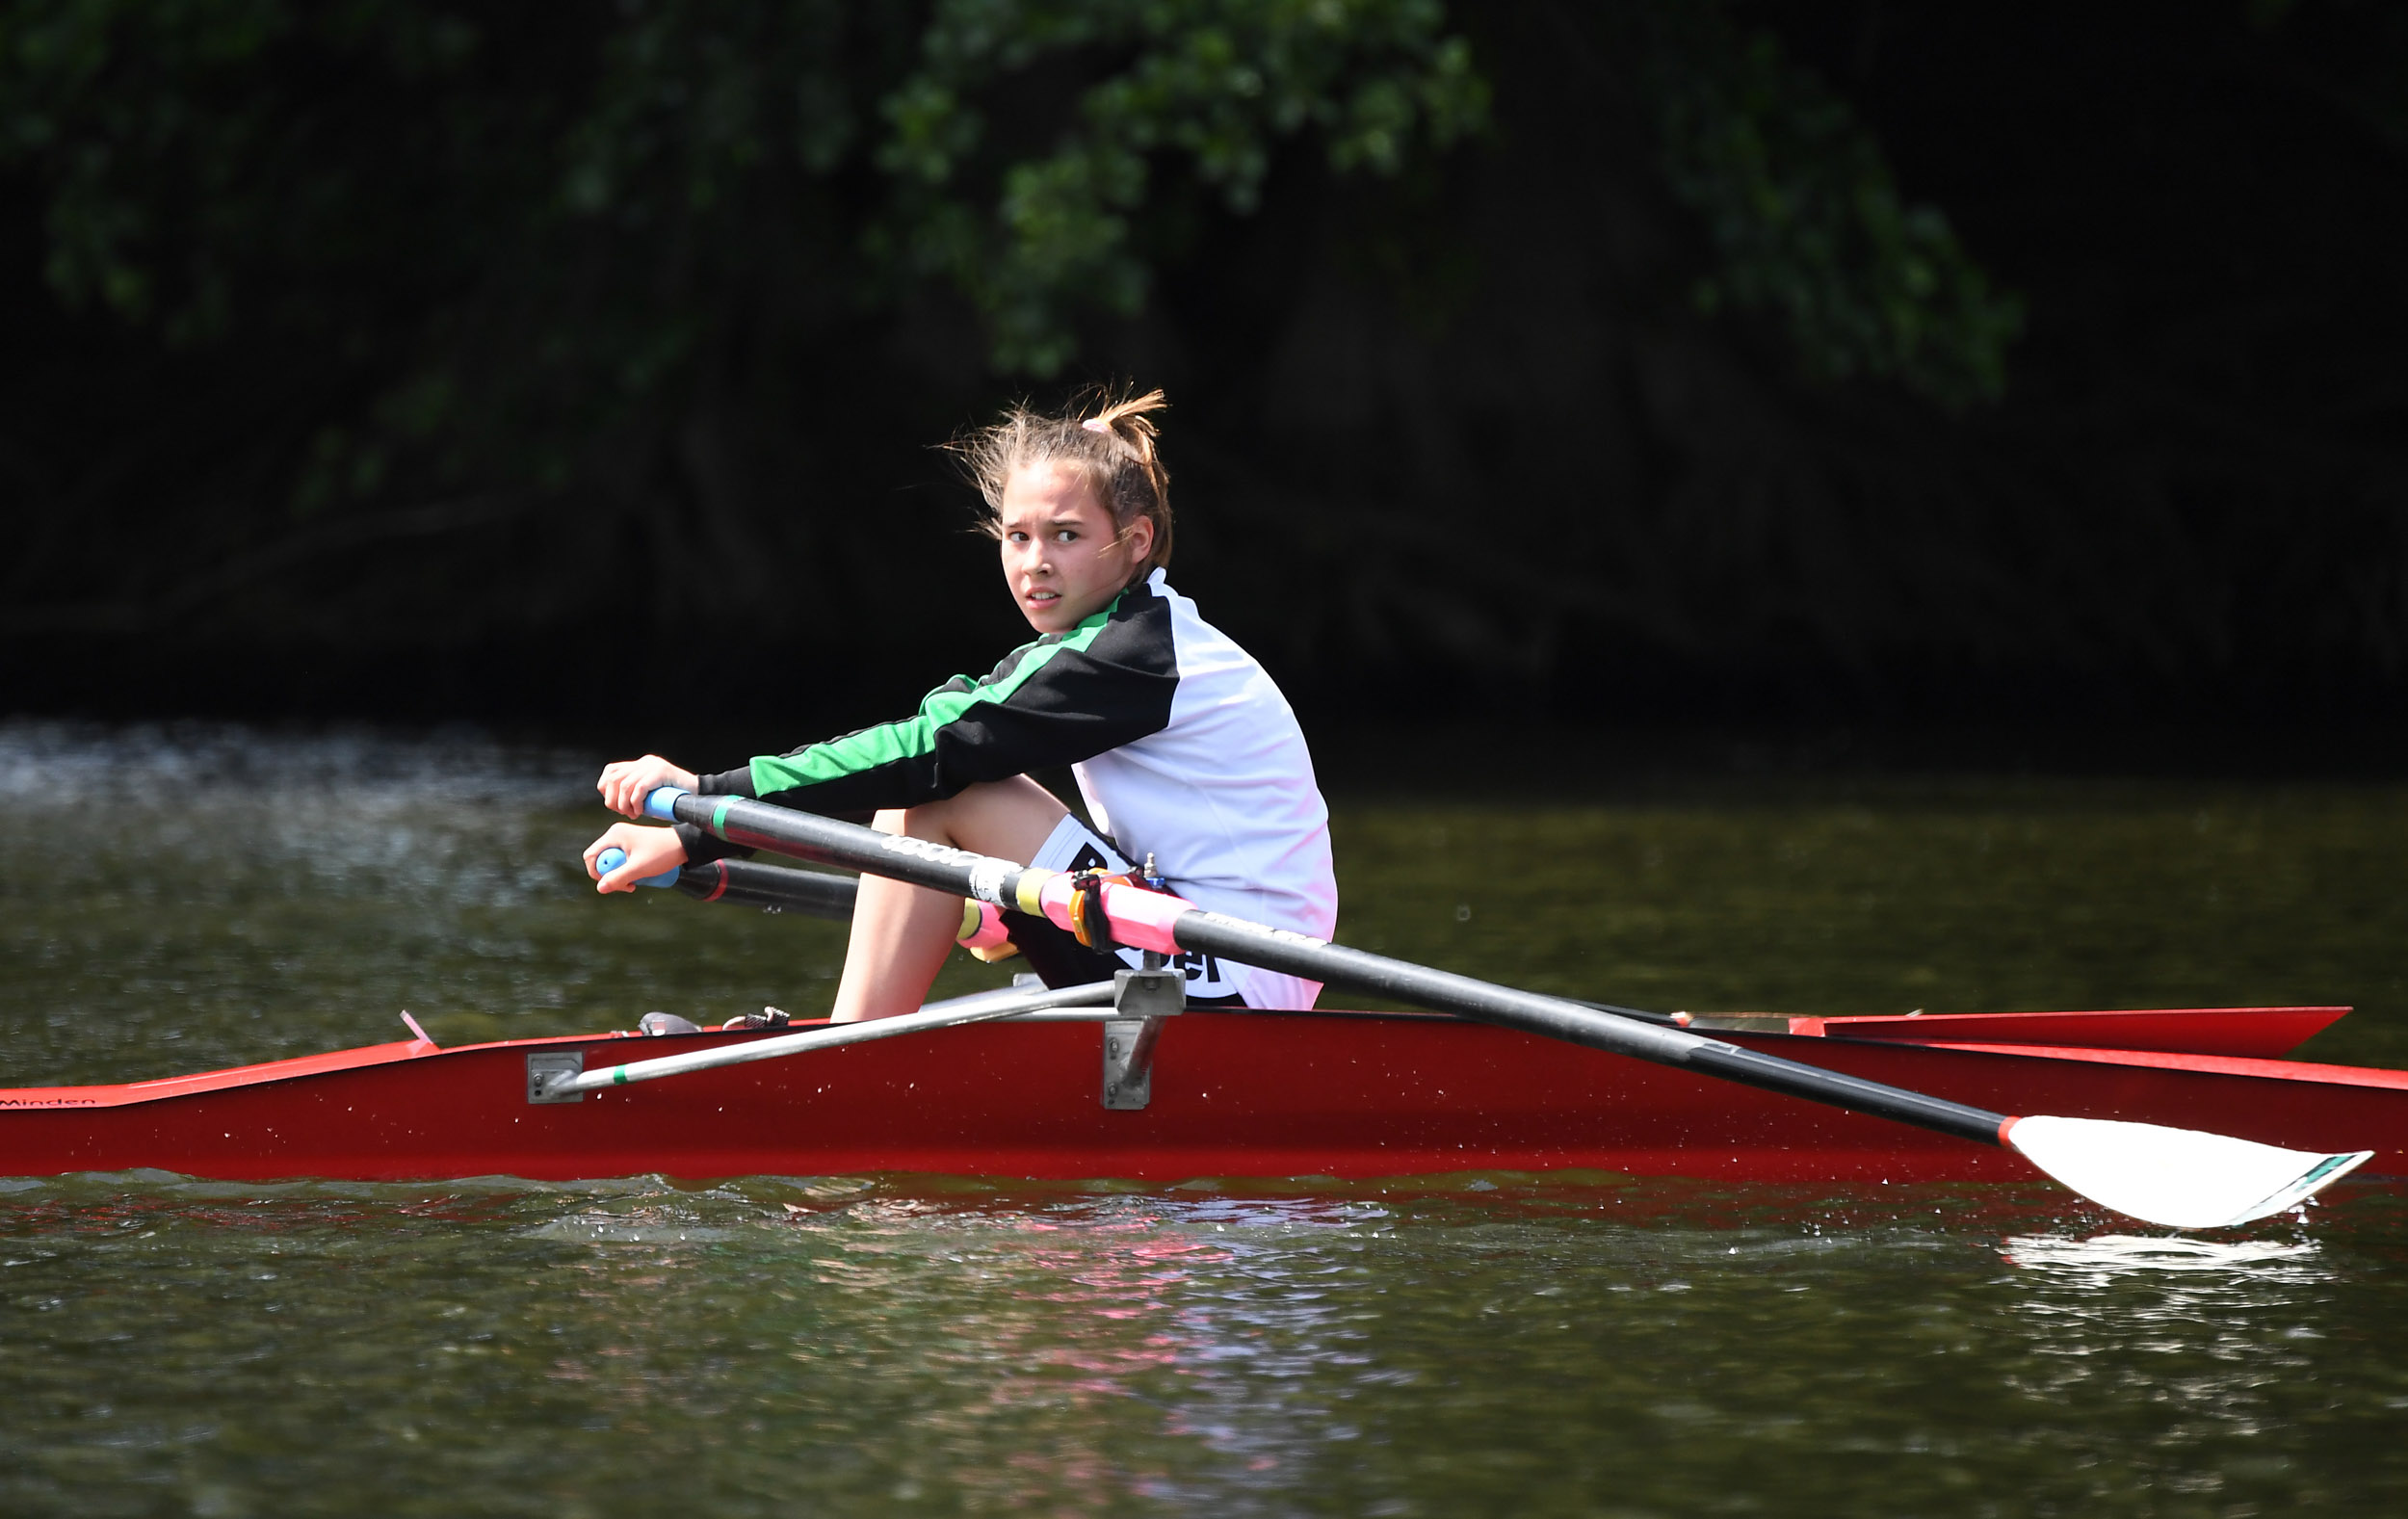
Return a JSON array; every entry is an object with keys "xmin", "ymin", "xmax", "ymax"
[{"xmin": 997, "ymin": 461, "xmax": 1153, "ymax": 634}]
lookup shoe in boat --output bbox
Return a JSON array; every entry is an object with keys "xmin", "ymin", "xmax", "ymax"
[{"xmin": 721, "ymin": 1007, "xmax": 792, "ymax": 1032}]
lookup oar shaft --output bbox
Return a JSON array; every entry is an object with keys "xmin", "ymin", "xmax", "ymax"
[
  {"xmin": 670, "ymin": 857, "xmax": 857, "ymax": 918},
  {"xmin": 1169, "ymin": 913, "xmax": 2008, "ymax": 1142},
  {"xmin": 598, "ymin": 846, "xmax": 859, "ymax": 919},
  {"xmin": 644, "ymin": 788, "xmax": 2012, "ymax": 1147}
]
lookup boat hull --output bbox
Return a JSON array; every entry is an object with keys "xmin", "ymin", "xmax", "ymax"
[{"xmin": 4, "ymin": 1008, "xmax": 2405, "ymax": 1186}]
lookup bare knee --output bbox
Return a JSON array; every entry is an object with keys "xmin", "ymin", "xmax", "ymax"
[
  {"xmin": 873, "ymin": 778, "xmax": 1066, "ymax": 859},
  {"xmin": 873, "ymin": 798, "xmax": 969, "ymax": 849}
]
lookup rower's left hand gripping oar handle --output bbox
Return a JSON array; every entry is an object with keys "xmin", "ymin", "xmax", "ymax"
[{"xmin": 596, "ymin": 848, "xmax": 680, "ymax": 889}]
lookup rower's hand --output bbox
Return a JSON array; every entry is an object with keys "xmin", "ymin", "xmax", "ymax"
[
  {"xmin": 598, "ymin": 754, "xmax": 699, "ymax": 818},
  {"xmin": 585, "ymin": 824, "xmax": 689, "ymax": 893}
]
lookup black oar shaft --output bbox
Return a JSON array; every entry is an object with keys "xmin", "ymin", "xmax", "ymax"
[
  {"xmin": 1169, "ymin": 913, "xmax": 2008, "ymax": 1143},
  {"xmin": 670, "ymin": 858, "xmax": 856, "ymax": 919},
  {"xmin": 660, "ymin": 790, "xmax": 2012, "ymax": 1149}
]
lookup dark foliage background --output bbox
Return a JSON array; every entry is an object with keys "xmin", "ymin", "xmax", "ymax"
[{"xmin": 3, "ymin": 0, "xmax": 2403, "ymax": 742}]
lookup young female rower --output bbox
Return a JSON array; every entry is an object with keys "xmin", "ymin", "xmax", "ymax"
[{"xmin": 583, "ymin": 388, "xmax": 1337, "ymax": 1019}]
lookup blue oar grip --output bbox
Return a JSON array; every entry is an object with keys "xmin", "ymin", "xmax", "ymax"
[
  {"xmin": 642, "ymin": 785, "xmax": 690, "ymax": 822},
  {"xmin": 596, "ymin": 846, "xmax": 680, "ymax": 889}
]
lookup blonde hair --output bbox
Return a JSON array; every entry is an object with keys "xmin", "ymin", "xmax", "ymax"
[{"xmin": 952, "ymin": 386, "xmax": 1173, "ymax": 574}]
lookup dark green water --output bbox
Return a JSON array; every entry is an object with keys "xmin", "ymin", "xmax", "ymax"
[{"xmin": 5, "ymin": 721, "xmax": 2407, "ymax": 1515}]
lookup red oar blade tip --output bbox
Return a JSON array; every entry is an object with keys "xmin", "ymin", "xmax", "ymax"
[{"xmin": 2002, "ymin": 1115, "xmax": 2374, "ymax": 1230}]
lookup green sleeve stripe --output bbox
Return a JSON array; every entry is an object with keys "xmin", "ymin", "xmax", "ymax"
[{"xmin": 748, "ymin": 600, "xmax": 1119, "ymax": 797}]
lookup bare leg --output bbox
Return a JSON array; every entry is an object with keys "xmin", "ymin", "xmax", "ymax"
[{"xmin": 828, "ymin": 775, "xmax": 1071, "ymax": 1022}]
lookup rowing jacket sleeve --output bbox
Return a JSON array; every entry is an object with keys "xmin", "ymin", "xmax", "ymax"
[{"xmin": 673, "ymin": 584, "xmax": 1178, "ymax": 863}]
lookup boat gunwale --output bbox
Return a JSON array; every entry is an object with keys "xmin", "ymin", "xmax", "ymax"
[{"xmin": 0, "ymin": 1005, "xmax": 2385, "ymax": 1113}]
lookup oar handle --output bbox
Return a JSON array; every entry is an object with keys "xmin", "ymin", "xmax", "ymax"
[
  {"xmin": 597, "ymin": 838, "xmax": 860, "ymax": 921},
  {"xmin": 594, "ymin": 846, "xmax": 681, "ymax": 889}
]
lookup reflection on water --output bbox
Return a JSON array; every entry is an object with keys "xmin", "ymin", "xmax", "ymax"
[
  {"xmin": 1988, "ymin": 1228, "xmax": 2380, "ymax": 1490},
  {"xmin": 6, "ymin": 722, "xmax": 2408, "ymax": 1515},
  {"xmin": 1, "ymin": 1172, "xmax": 2404, "ymax": 1516},
  {"xmin": 2002, "ymin": 1232, "xmax": 2322, "ymax": 1276}
]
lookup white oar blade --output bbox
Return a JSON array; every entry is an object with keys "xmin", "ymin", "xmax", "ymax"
[{"xmin": 2006, "ymin": 1115, "xmax": 2373, "ymax": 1230}]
